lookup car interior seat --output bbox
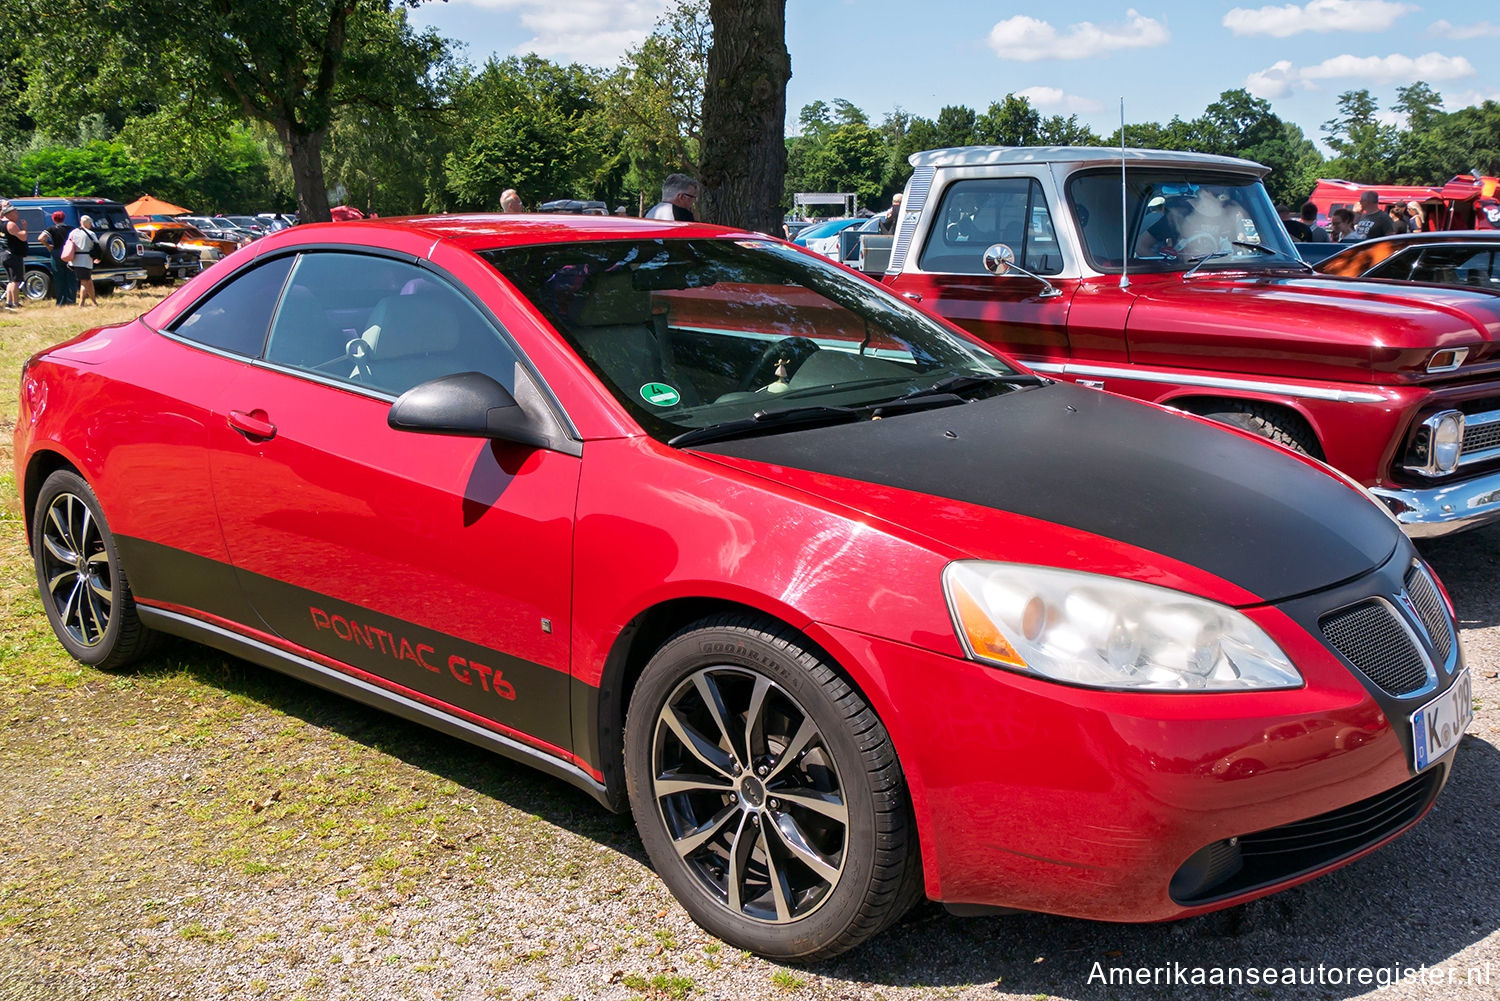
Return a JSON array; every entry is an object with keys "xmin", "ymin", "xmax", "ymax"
[
  {"xmin": 358, "ymin": 289, "xmax": 508, "ymax": 395},
  {"xmin": 570, "ymin": 269, "xmax": 696, "ymax": 404}
]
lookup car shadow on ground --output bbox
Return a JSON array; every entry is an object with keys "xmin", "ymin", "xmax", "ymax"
[
  {"xmin": 138, "ymin": 639, "xmax": 644, "ymax": 859},
  {"xmin": 820, "ymin": 735, "xmax": 1500, "ymax": 998},
  {"xmin": 1419, "ymin": 523, "xmax": 1500, "ymax": 629}
]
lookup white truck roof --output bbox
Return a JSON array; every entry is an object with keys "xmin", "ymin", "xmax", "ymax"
[{"xmin": 907, "ymin": 146, "xmax": 1270, "ymax": 177}]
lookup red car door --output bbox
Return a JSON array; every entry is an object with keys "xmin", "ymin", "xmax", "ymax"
[{"xmin": 207, "ymin": 250, "xmax": 581, "ymax": 758}]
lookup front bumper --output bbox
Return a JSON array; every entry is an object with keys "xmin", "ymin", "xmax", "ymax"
[
  {"xmin": 1372, "ymin": 466, "xmax": 1500, "ymax": 537},
  {"xmin": 814, "ymin": 608, "xmax": 1458, "ymax": 922}
]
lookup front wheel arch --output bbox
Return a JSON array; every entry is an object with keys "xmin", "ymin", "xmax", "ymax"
[{"xmin": 1170, "ymin": 396, "xmax": 1325, "ymax": 459}]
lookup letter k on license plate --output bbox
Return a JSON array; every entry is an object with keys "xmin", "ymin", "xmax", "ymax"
[{"xmin": 1412, "ymin": 669, "xmax": 1472, "ymax": 771}]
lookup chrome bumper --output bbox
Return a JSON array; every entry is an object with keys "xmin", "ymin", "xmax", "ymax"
[{"xmin": 1371, "ymin": 468, "xmax": 1500, "ymax": 538}]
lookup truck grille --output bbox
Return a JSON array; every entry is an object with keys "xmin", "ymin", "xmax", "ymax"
[
  {"xmin": 1319, "ymin": 600, "xmax": 1430, "ymax": 697},
  {"xmin": 1404, "ymin": 565, "xmax": 1453, "ymax": 665},
  {"xmin": 1171, "ymin": 770, "xmax": 1442, "ymax": 904},
  {"xmin": 1463, "ymin": 412, "xmax": 1500, "ymax": 459}
]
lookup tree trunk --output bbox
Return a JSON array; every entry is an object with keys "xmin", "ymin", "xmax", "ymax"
[
  {"xmin": 699, "ymin": 0, "xmax": 789, "ymax": 235},
  {"xmin": 281, "ymin": 125, "xmax": 333, "ymax": 223}
]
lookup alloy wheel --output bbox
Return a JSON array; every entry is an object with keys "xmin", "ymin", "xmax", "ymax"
[
  {"xmin": 651, "ymin": 666, "xmax": 849, "ymax": 924},
  {"xmin": 38, "ymin": 492, "xmax": 114, "ymax": 648}
]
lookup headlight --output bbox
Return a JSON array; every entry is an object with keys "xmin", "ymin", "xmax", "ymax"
[
  {"xmin": 1403, "ymin": 409, "xmax": 1465, "ymax": 476},
  {"xmin": 943, "ymin": 561, "xmax": 1302, "ymax": 691}
]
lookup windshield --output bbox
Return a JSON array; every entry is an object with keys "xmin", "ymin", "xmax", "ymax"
[
  {"xmin": 1067, "ymin": 169, "xmax": 1299, "ymax": 273},
  {"xmin": 485, "ymin": 238, "xmax": 1021, "ymax": 443}
]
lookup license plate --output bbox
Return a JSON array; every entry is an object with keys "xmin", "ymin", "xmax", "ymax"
[{"xmin": 1412, "ymin": 669, "xmax": 1472, "ymax": 771}]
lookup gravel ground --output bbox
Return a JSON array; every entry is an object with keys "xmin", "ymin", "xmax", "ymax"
[{"xmin": 1, "ymin": 525, "xmax": 1497, "ymax": 1001}]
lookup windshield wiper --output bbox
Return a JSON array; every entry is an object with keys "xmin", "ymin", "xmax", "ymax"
[
  {"xmin": 668, "ymin": 405, "xmax": 861, "ymax": 448},
  {"xmin": 897, "ymin": 371, "xmax": 1045, "ymax": 403},
  {"xmin": 1185, "ymin": 242, "xmax": 1311, "ymax": 278}
]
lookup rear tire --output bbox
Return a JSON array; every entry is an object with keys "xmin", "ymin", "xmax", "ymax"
[
  {"xmin": 1197, "ymin": 402, "xmax": 1323, "ymax": 458},
  {"xmin": 22, "ymin": 269, "xmax": 51, "ymax": 301},
  {"xmin": 31, "ymin": 471, "xmax": 157, "ymax": 670},
  {"xmin": 625, "ymin": 614, "xmax": 920, "ymax": 962}
]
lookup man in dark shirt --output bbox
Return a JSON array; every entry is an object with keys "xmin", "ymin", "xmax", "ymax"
[
  {"xmin": 1, "ymin": 200, "xmax": 27, "ymax": 310},
  {"xmin": 1353, "ymin": 190, "xmax": 1395, "ymax": 241},
  {"xmin": 1300, "ymin": 202, "xmax": 1329, "ymax": 242},
  {"xmin": 38, "ymin": 210, "xmax": 77, "ymax": 305},
  {"xmin": 1279, "ymin": 203, "xmax": 1312, "ymax": 241}
]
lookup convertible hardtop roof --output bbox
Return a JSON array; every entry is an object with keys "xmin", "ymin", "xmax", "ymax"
[
  {"xmin": 290, "ymin": 213, "xmax": 762, "ymax": 253},
  {"xmin": 907, "ymin": 146, "xmax": 1270, "ymax": 177}
]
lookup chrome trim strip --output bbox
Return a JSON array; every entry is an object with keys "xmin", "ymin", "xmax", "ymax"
[
  {"xmin": 137, "ymin": 606, "xmax": 611, "ymax": 807},
  {"xmin": 1370, "ymin": 466, "xmax": 1500, "ymax": 537},
  {"xmin": 1027, "ymin": 361, "xmax": 1390, "ymax": 404}
]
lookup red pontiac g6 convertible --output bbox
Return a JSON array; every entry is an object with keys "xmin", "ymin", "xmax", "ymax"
[{"xmin": 15, "ymin": 215, "xmax": 1470, "ymax": 960}]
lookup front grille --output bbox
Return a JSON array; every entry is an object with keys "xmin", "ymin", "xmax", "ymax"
[
  {"xmin": 1463, "ymin": 414, "xmax": 1500, "ymax": 457},
  {"xmin": 1404, "ymin": 565, "xmax": 1453, "ymax": 665},
  {"xmin": 1320, "ymin": 601, "xmax": 1430, "ymax": 696},
  {"xmin": 1171, "ymin": 770, "xmax": 1443, "ymax": 904}
]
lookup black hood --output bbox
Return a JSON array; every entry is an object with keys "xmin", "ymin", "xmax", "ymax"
[{"xmin": 696, "ymin": 382, "xmax": 1400, "ymax": 603}]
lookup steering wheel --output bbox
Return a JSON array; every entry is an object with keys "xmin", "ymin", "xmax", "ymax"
[
  {"xmin": 1176, "ymin": 232, "xmax": 1220, "ymax": 257},
  {"xmin": 737, "ymin": 336, "xmax": 820, "ymax": 392}
]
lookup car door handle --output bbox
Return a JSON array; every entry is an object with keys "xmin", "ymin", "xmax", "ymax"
[
  {"xmin": 901, "ymin": 291, "xmax": 923, "ymax": 302},
  {"xmin": 227, "ymin": 409, "xmax": 277, "ymax": 440}
]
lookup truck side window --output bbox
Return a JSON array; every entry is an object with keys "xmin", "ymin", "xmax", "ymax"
[{"xmin": 918, "ymin": 179, "xmax": 1061, "ymax": 276}]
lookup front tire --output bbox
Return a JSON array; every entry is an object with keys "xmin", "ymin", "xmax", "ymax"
[
  {"xmin": 625, "ymin": 615, "xmax": 920, "ymax": 961},
  {"xmin": 31, "ymin": 471, "xmax": 157, "ymax": 669},
  {"xmin": 22, "ymin": 269, "xmax": 51, "ymax": 301}
]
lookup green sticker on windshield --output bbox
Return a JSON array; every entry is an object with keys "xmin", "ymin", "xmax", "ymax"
[{"xmin": 640, "ymin": 383, "xmax": 681, "ymax": 407}]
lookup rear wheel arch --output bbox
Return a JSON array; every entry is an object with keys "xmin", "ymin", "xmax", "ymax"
[{"xmin": 23, "ymin": 449, "xmax": 82, "ymax": 538}]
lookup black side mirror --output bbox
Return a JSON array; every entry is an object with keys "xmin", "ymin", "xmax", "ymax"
[{"xmin": 388, "ymin": 372, "xmax": 553, "ymax": 449}]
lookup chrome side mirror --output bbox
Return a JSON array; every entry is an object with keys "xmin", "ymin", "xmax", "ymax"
[{"xmin": 982, "ymin": 243, "xmax": 1063, "ymax": 299}]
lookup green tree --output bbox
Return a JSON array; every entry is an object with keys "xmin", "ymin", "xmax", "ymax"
[
  {"xmin": 21, "ymin": 0, "xmax": 449, "ymax": 221},
  {"xmin": 934, "ymin": 104, "xmax": 978, "ymax": 148},
  {"xmin": 598, "ymin": 0, "xmax": 709, "ymax": 211},
  {"xmin": 975, "ymin": 95, "xmax": 1041, "ymax": 146},
  {"xmin": 1322, "ymin": 89, "xmax": 1399, "ymax": 182},
  {"xmin": 444, "ymin": 56, "xmax": 608, "ymax": 210}
]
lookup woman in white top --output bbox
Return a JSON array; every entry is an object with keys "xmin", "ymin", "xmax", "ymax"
[{"xmin": 67, "ymin": 215, "xmax": 99, "ymax": 306}]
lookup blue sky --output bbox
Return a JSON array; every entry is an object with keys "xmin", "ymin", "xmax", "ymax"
[{"xmin": 408, "ymin": 1, "xmax": 1499, "ymax": 151}]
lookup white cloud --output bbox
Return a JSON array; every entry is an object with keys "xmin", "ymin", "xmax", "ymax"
[
  {"xmin": 1429, "ymin": 19, "xmax": 1500, "ymax": 39},
  {"xmin": 986, "ymin": 9, "xmax": 1169, "ymax": 61},
  {"xmin": 1224, "ymin": 0, "xmax": 1414, "ymax": 37},
  {"xmin": 447, "ymin": 0, "xmax": 668, "ymax": 66},
  {"xmin": 1016, "ymin": 87, "xmax": 1104, "ymax": 114},
  {"xmin": 1245, "ymin": 52, "xmax": 1475, "ymax": 97},
  {"xmin": 1245, "ymin": 60, "xmax": 1301, "ymax": 99},
  {"xmin": 1446, "ymin": 88, "xmax": 1500, "ymax": 108}
]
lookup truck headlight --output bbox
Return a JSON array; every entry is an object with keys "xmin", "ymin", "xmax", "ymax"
[
  {"xmin": 944, "ymin": 562, "xmax": 1302, "ymax": 691},
  {"xmin": 1404, "ymin": 409, "xmax": 1465, "ymax": 476}
]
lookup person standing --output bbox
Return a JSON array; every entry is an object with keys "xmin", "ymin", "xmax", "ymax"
[
  {"xmin": 879, "ymin": 192, "xmax": 903, "ymax": 234},
  {"xmin": 500, "ymin": 189, "xmax": 525, "ymax": 213},
  {"xmin": 1, "ymin": 200, "xmax": 27, "ymax": 311},
  {"xmin": 1299, "ymin": 202, "xmax": 1329, "ymax": 242},
  {"xmin": 38, "ymin": 210, "xmax": 77, "ymax": 305},
  {"xmin": 1406, "ymin": 200, "xmax": 1426, "ymax": 233},
  {"xmin": 1279, "ymin": 203, "xmax": 1312, "ymax": 241},
  {"xmin": 1352, "ymin": 190, "xmax": 1395, "ymax": 241},
  {"xmin": 644, "ymin": 174, "xmax": 698, "ymax": 221},
  {"xmin": 66, "ymin": 214, "xmax": 99, "ymax": 307},
  {"xmin": 1329, "ymin": 208, "xmax": 1358, "ymax": 242}
]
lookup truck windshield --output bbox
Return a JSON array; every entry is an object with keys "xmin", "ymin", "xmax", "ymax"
[{"xmin": 1067, "ymin": 170, "xmax": 1299, "ymax": 273}]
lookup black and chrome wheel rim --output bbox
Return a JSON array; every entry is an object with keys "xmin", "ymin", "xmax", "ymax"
[
  {"xmin": 652, "ymin": 667, "xmax": 849, "ymax": 924},
  {"xmin": 38, "ymin": 493, "xmax": 113, "ymax": 648}
]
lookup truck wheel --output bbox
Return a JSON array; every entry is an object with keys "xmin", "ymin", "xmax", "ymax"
[
  {"xmin": 624, "ymin": 614, "xmax": 921, "ymax": 961},
  {"xmin": 22, "ymin": 269, "xmax": 51, "ymax": 301},
  {"xmin": 1198, "ymin": 402, "xmax": 1323, "ymax": 458}
]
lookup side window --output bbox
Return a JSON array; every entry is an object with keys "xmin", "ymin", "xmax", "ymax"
[
  {"xmin": 263, "ymin": 252, "xmax": 519, "ymax": 397},
  {"xmin": 171, "ymin": 256, "xmax": 294, "ymax": 356},
  {"xmin": 1367, "ymin": 249, "xmax": 1420, "ymax": 281},
  {"xmin": 1402, "ymin": 247, "xmax": 1498, "ymax": 287},
  {"xmin": 918, "ymin": 178, "xmax": 1061, "ymax": 276}
]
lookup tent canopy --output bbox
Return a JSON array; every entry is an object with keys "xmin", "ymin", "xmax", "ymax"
[{"xmin": 125, "ymin": 194, "xmax": 191, "ymax": 216}]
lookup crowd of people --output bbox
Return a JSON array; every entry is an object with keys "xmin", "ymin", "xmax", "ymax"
[{"xmin": 1281, "ymin": 189, "xmax": 1429, "ymax": 245}]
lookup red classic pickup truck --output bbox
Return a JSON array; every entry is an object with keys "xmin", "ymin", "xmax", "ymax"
[{"xmin": 881, "ymin": 146, "xmax": 1500, "ymax": 537}]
